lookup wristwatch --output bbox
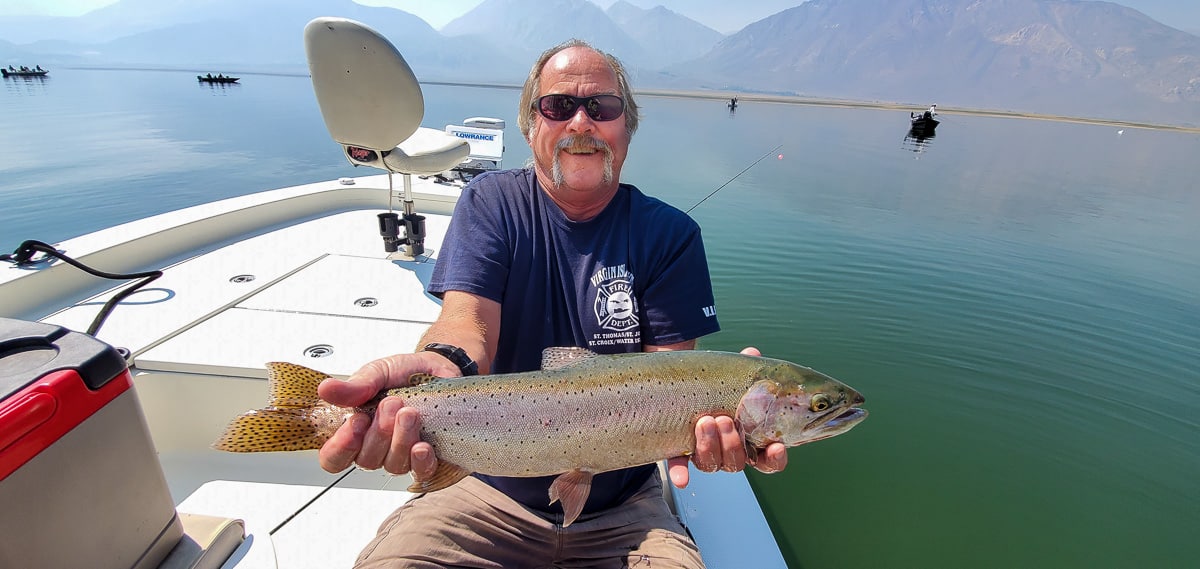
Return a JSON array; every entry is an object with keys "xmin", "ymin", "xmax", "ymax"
[{"xmin": 422, "ymin": 343, "xmax": 479, "ymax": 376}]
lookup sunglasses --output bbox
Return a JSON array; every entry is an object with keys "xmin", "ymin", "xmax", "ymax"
[{"xmin": 535, "ymin": 94, "xmax": 625, "ymax": 122}]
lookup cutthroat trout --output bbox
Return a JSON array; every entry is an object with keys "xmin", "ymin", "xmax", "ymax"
[{"xmin": 214, "ymin": 348, "xmax": 867, "ymax": 526}]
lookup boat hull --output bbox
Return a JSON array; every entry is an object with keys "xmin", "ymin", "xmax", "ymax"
[{"xmin": 2, "ymin": 69, "xmax": 48, "ymax": 77}]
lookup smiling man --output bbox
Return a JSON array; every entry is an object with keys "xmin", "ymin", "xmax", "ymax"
[{"xmin": 320, "ymin": 39, "xmax": 789, "ymax": 568}]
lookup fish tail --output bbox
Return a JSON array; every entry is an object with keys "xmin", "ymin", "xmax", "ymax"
[
  {"xmin": 212, "ymin": 408, "xmax": 329, "ymax": 452},
  {"xmin": 212, "ymin": 362, "xmax": 339, "ymax": 453}
]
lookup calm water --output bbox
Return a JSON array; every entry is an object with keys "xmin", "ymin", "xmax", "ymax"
[{"xmin": 4, "ymin": 69, "xmax": 1199, "ymax": 568}]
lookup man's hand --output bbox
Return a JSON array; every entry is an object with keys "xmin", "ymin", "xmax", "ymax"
[
  {"xmin": 316, "ymin": 352, "xmax": 461, "ymax": 479},
  {"xmin": 667, "ymin": 346, "xmax": 789, "ymax": 488}
]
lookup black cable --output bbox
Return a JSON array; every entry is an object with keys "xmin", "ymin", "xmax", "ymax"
[{"xmin": 2, "ymin": 239, "xmax": 163, "ymax": 336}]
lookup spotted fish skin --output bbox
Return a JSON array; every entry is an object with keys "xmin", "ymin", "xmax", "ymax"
[{"xmin": 214, "ymin": 348, "xmax": 867, "ymax": 526}]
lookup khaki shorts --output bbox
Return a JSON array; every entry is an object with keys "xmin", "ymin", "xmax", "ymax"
[{"xmin": 355, "ymin": 474, "xmax": 704, "ymax": 569}]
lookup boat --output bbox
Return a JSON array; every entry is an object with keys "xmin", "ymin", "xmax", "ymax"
[
  {"xmin": 0, "ymin": 17, "xmax": 788, "ymax": 569},
  {"xmin": 2, "ymin": 66, "xmax": 48, "ymax": 77},
  {"xmin": 910, "ymin": 110, "xmax": 939, "ymax": 134},
  {"xmin": 198, "ymin": 74, "xmax": 240, "ymax": 84}
]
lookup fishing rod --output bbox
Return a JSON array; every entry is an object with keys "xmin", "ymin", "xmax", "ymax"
[
  {"xmin": 269, "ymin": 466, "xmax": 358, "ymax": 535},
  {"xmin": 685, "ymin": 143, "xmax": 783, "ymax": 213}
]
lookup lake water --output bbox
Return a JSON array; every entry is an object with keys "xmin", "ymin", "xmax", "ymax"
[{"xmin": 3, "ymin": 68, "xmax": 1198, "ymax": 568}]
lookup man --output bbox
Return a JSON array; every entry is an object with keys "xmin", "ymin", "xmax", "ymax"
[{"xmin": 318, "ymin": 39, "xmax": 789, "ymax": 568}]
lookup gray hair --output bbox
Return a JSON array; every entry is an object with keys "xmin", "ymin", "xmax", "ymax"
[{"xmin": 517, "ymin": 39, "xmax": 640, "ymax": 140}]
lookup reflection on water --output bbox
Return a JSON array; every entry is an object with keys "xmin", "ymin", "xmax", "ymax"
[{"xmin": 902, "ymin": 126, "xmax": 937, "ymax": 155}]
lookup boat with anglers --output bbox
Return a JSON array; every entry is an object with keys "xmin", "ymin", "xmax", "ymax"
[
  {"xmin": 198, "ymin": 73, "xmax": 240, "ymax": 84},
  {"xmin": 910, "ymin": 105, "xmax": 939, "ymax": 134},
  {"xmin": 910, "ymin": 113, "xmax": 939, "ymax": 134},
  {"xmin": 2, "ymin": 65, "xmax": 48, "ymax": 77},
  {"xmin": 0, "ymin": 17, "xmax": 788, "ymax": 569}
]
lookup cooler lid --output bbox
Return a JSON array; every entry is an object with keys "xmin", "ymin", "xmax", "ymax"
[{"xmin": 0, "ymin": 318, "xmax": 129, "ymax": 401}]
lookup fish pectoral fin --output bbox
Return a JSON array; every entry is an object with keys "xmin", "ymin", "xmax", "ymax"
[
  {"xmin": 737, "ymin": 418, "xmax": 760, "ymax": 465},
  {"xmin": 407, "ymin": 461, "xmax": 472, "ymax": 493},
  {"xmin": 743, "ymin": 439, "xmax": 761, "ymax": 466},
  {"xmin": 548, "ymin": 469, "xmax": 595, "ymax": 527}
]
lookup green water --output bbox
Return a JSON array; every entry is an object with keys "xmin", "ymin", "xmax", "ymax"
[{"xmin": 3, "ymin": 70, "xmax": 1198, "ymax": 567}]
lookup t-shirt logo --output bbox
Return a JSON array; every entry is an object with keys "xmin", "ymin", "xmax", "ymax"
[{"xmin": 591, "ymin": 264, "xmax": 639, "ymax": 333}]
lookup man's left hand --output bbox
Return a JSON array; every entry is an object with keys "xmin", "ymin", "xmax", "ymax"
[{"xmin": 666, "ymin": 346, "xmax": 789, "ymax": 488}]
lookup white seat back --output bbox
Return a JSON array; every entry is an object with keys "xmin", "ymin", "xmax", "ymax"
[{"xmin": 304, "ymin": 17, "xmax": 467, "ymax": 175}]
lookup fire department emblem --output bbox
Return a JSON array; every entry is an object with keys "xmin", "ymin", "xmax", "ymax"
[{"xmin": 593, "ymin": 277, "xmax": 638, "ymax": 332}]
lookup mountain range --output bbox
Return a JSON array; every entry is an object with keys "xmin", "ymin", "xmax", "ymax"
[{"xmin": 1, "ymin": 0, "xmax": 1198, "ymax": 125}]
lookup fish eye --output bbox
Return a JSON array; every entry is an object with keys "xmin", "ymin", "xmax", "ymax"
[{"xmin": 811, "ymin": 393, "xmax": 831, "ymax": 412}]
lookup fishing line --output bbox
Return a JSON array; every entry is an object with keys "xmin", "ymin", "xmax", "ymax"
[
  {"xmin": 269, "ymin": 466, "xmax": 357, "ymax": 535},
  {"xmin": 685, "ymin": 143, "xmax": 783, "ymax": 214}
]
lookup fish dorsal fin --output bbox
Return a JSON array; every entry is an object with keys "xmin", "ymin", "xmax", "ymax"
[
  {"xmin": 407, "ymin": 372, "xmax": 439, "ymax": 386},
  {"xmin": 265, "ymin": 362, "xmax": 328, "ymax": 408},
  {"xmin": 541, "ymin": 347, "xmax": 600, "ymax": 371}
]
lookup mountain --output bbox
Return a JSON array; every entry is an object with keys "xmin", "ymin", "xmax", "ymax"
[
  {"xmin": 1, "ymin": 0, "xmax": 1197, "ymax": 125},
  {"xmin": 0, "ymin": 0, "xmax": 521, "ymax": 79},
  {"xmin": 681, "ymin": 0, "xmax": 1200, "ymax": 123},
  {"xmin": 440, "ymin": 0, "xmax": 723, "ymax": 81},
  {"xmin": 605, "ymin": 1, "xmax": 724, "ymax": 68},
  {"xmin": 442, "ymin": 0, "xmax": 649, "ymax": 69}
]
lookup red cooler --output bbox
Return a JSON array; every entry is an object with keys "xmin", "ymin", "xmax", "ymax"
[{"xmin": 0, "ymin": 317, "xmax": 183, "ymax": 568}]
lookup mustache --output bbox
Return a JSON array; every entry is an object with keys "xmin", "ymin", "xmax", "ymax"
[
  {"xmin": 551, "ymin": 134, "xmax": 615, "ymax": 185},
  {"xmin": 555, "ymin": 134, "xmax": 612, "ymax": 154}
]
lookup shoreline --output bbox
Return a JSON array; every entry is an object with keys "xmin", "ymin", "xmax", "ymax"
[
  {"xmin": 426, "ymin": 80, "xmax": 1200, "ymax": 134},
  {"xmin": 59, "ymin": 66, "xmax": 1200, "ymax": 134}
]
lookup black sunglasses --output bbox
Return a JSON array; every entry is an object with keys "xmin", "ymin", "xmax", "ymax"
[{"xmin": 535, "ymin": 94, "xmax": 625, "ymax": 122}]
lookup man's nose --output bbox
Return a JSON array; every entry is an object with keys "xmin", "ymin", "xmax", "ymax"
[{"xmin": 564, "ymin": 106, "xmax": 596, "ymax": 130}]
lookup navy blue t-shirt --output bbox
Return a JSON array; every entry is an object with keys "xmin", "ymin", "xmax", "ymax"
[{"xmin": 428, "ymin": 168, "xmax": 721, "ymax": 516}]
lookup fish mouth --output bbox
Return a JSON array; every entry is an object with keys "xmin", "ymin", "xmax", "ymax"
[{"xmin": 804, "ymin": 406, "xmax": 868, "ymax": 441}]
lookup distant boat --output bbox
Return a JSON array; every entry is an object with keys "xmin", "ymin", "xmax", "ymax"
[
  {"xmin": 198, "ymin": 74, "xmax": 240, "ymax": 84},
  {"xmin": 728, "ymin": 97, "xmax": 739, "ymax": 110},
  {"xmin": 2, "ymin": 67, "xmax": 48, "ymax": 78},
  {"xmin": 909, "ymin": 111, "xmax": 939, "ymax": 134}
]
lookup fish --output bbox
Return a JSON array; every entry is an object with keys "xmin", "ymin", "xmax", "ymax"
[{"xmin": 213, "ymin": 347, "xmax": 867, "ymax": 526}]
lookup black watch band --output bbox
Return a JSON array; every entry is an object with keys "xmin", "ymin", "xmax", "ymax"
[{"xmin": 423, "ymin": 343, "xmax": 479, "ymax": 376}]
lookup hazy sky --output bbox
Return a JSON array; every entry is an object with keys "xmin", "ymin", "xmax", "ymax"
[{"xmin": 3, "ymin": 0, "xmax": 1198, "ymax": 34}]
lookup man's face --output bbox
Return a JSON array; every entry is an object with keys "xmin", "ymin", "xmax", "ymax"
[{"xmin": 529, "ymin": 47, "xmax": 630, "ymax": 196}]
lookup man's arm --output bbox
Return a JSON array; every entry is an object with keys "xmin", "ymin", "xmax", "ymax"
[{"xmin": 420, "ymin": 291, "xmax": 501, "ymax": 374}]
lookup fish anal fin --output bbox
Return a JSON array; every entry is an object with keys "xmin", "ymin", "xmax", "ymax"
[
  {"xmin": 265, "ymin": 362, "xmax": 330, "ymax": 408},
  {"xmin": 407, "ymin": 461, "xmax": 472, "ymax": 493},
  {"xmin": 540, "ymin": 347, "xmax": 599, "ymax": 371},
  {"xmin": 548, "ymin": 469, "xmax": 595, "ymax": 527}
]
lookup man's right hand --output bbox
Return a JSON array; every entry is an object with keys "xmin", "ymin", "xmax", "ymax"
[{"xmin": 316, "ymin": 352, "xmax": 461, "ymax": 477}]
